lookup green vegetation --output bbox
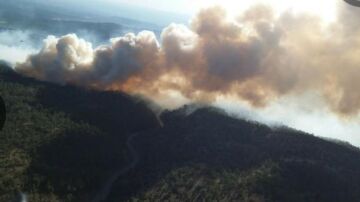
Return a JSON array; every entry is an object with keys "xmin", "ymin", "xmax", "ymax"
[
  {"xmin": 110, "ymin": 107, "xmax": 360, "ymax": 202},
  {"xmin": 132, "ymin": 162, "xmax": 282, "ymax": 202},
  {"xmin": 0, "ymin": 64, "xmax": 159, "ymax": 201},
  {"xmin": 1, "ymin": 63, "xmax": 360, "ymax": 202}
]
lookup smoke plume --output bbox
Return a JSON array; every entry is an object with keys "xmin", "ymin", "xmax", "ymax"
[{"xmin": 15, "ymin": 4, "xmax": 360, "ymax": 117}]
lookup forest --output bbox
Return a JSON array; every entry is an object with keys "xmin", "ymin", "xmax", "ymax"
[{"xmin": 1, "ymin": 62, "xmax": 360, "ymax": 202}]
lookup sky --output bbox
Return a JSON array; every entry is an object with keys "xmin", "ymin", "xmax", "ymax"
[
  {"xmin": 48, "ymin": 0, "xmax": 340, "ymax": 25},
  {"xmin": 107, "ymin": 0, "xmax": 339, "ymax": 23}
]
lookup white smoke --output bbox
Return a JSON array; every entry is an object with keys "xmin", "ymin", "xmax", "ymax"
[
  {"xmin": 7, "ymin": 4, "xmax": 360, "ymax": 145},
  {"xmin": 14, "ymin": 5, "xmax": 360, "ymax": 117}
]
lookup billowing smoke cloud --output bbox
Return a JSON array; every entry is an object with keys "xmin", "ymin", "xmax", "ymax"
[{"xmin": 14, "ymin": 4, "xmax": 360, "ymax": 117}]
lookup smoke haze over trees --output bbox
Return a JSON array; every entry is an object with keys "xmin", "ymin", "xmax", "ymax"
[{"xmin": 14, "ymin": 4, "xmax": 360, "ymax": 118}]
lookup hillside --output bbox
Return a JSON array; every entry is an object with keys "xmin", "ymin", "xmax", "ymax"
[
  {"xmin": 1, "ymin": 63, "xmax": 360, "ymax": 202},
  {"xmin": 0, "ymin": 63, "xmax": 160, "ymax": 202},
  {"xmin": 108, "ymin": 107, "xmax": 360, "ymax": 202}
]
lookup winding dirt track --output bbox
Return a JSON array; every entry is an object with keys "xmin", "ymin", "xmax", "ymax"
[
  {"xmin": 92, "ymin": 115, "xmax": 163, "ymax": 202},
  {"xmin": 92, "ymin": 133, "xmax": 140, "ymax": 202}
]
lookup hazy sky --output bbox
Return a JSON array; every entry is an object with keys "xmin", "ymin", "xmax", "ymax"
[
  {"xmin": 106, "ymin": 0, "xmax": 339, "ymax": 23},
  {"xmin": 36, "ymin": 0, "xmax": 340, "ymax": 25}
]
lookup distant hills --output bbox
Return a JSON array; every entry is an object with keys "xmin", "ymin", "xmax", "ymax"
[
  {"xmin": 0, "ymin": 0, "xmax": 163, "ymax": 45},
  {"xmin": 1, "ymin": 63, "xmax": 360, "ymax": 202}
]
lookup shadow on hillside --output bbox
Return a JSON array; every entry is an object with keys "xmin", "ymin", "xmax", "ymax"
[
  {"xmin": 106, "ymin": 109, "xmax": 360, "ymax": 202},
  {"xmin": 0, "ymin": 63, "xmax": 161, "ymax": 138},
  {"xmin": 4, "ymin": 63, "xmax": 360, "ymax": 201},
  {"xmin": 36, "ymin": 86, "xmax": 161, "ymax": 137},
  {"xmin": 27, "ymin": 128, "xmax": 135, "ymax": 201}
]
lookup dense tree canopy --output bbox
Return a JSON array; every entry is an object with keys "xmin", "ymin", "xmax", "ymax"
[{"xmin": 1, "ymin": 63, "xmax": 360, "ymax": 202}]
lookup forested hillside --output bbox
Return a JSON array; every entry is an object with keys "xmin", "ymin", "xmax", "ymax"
[
  {"xmin": 1, "ymin": 63, "xmax": 360, "ymax": 202},
  {"xmin": 0, "ymin": 63, "xmax": 160, "ymax": 201},
  {"xmin": 109, "ymin": 107, "xmax": 360, "ymax": 202}
]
